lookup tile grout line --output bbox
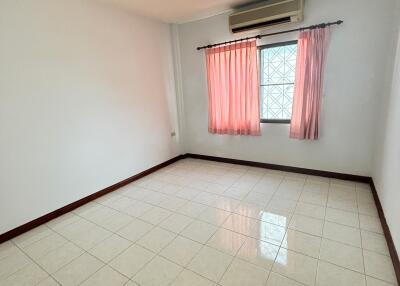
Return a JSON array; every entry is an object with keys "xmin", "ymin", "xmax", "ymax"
[{"xmin": 314, "ymin": 178, "xmax": 331, "ymax": 286}]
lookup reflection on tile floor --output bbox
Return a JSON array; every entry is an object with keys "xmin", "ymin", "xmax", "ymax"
[{"xmin": 0, "ymin": 158, "xmax": 398, "ymax": 286}]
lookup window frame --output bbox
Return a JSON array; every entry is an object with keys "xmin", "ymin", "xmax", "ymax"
[{"xmin": 258, "ymin": 40, "xmax": 298, "ymax": 124}]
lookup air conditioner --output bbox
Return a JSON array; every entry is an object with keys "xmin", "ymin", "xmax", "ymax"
[{"xmin": 229, "ymin": 0, "xmax": 304, "ymax": 34}]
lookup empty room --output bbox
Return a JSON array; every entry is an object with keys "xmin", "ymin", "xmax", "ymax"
[{"xmin": 1, "ymin": 0, "xmax": 400, "ymax": 285}]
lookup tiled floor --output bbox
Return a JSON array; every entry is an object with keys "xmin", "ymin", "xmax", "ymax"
[{"xmin": 0, "ymin": 158, "xmax": 398, "ymax": 286}]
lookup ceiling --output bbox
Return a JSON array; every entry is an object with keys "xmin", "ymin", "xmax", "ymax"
[{"xmin": 96, "ymin": 0, "xmax": 261, "ymax": 23}]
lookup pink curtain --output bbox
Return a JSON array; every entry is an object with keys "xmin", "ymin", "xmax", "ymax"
[
  {"xmin": 290, "ymin": 27, "xmax": 331, "ymax": 140},
  {"xmin": 206, "ymin": 40, "xmax": 260, "ymax": 135}
]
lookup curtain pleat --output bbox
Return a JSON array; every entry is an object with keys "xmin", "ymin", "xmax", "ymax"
[
  {"xmin": 205, "ymin": 41, "xmax": 260, "ymax": 135},
  {"xmin": 290, "ymin": 28, "xmax": 331, "ymax": 140}
]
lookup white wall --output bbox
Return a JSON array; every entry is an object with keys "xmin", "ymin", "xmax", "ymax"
[
  {"xmin": 0, "ymin": 0, "xmax": 181, "ymax": 234},
  {"xmin": 177, "ymin": 0, "xmax": 398, "ymax": 176},
  {"xmin": 373, "ymin": 26, "xmax": 400, "ymax": 252}
]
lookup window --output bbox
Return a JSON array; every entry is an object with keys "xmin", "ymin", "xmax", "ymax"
[{"xmin": 259, "ymin": 41, "xmax": 298, "ymax": 123}]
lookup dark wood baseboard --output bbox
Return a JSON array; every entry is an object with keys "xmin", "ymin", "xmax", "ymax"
[
  {"xmin": 185, "ymin": 153, "xmax": 399, "ymax": 284},
  {"xmin": 370, "ymin": 179, "xmax": 400, "ymax": 285},
  {"xmin": 0, "ymin": 154, "xmax": 185, "ymax": 244},
  {"xmin": 186, "ymin": 153, "xmax": 370, "ymax": 183}
]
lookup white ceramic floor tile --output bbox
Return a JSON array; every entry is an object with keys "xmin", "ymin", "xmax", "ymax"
[
  {"xmin": 256, "ymin": 221, "xmax": 287, "ymax": 246},
  {"xmin": 197, "ymin": 206, "xmax": 231, "ymax": 226},
  {"xmin": 181, "ymin": 220, "xmax": 218, "ymax": 244},
  {"xmin": 295, "ymin": 202, "xmax": 326, "ymax": 220},
  {"xmin": 363, "ymin": 250, "xmax": 397, "ymax": 284},
  {"xmin": 223, "ymin": 213, "xmax": 286, "ymax": 246},
  {"xmin": 220, "ymin": 258, "xmax": 269, "ymax": 286},
  {"xmin": 12, "ymin": 225, "xmax": 53, "ymax": 248},
  {"xmin": 158, "ymin": 183, "xmax": 183, "ymax": 195},
  {"xmin": 81, "ymin": 204, "xmax": 117, "ymax": 223},
  {"xmin": 307, "ymin": 176, "xmax": 330, "ymax": 184},
  {"xmin": 327, "ymin": 197, "xmax": 358, "ymax": 213},
  {"xmin": 23, "ymin": 232, "xmax": 67, "ymax": 259},
  {"xmin": 319, "ymin": 239, "xmax": 364, "ymax": 273},
  {"xmin": 253, "ymin": 180, "xmax": 281, "ymax": 195},
  {"xmin": 122, "ymin": 201, "xmax": 153, "ymax": 217},
  {"xmin": 223, "ymin": 187, "xmax": 250, "ymax": 200},
  {"xmin": 355, "ymin": 183, "xmax": 371, "ymax": 192},
  {"xmin": 0, "ymin": 250, "xmax": 31, "ymax": 280},
  {"xmin": 106, "ymin": 196, "xmax": 136, "ymax": 212},
  {"xmin": 236, "ymin": 236, "xmax": 279, "ymax": 270},
  {"xmin": 56, "ymin": 218, "xmax": 98, "ymax": 240},
  {"xmin": 366, "ymin": 276, "xmax": 397, "ymax": 286},
  {"xmin": 289, "ymin": 214, "xmax": 324, "ymax": 236},
  {"xmin": 206, "ymin": 228, "xmax": 246, "ymax": 256},
  {"xmin": 330, "ymin": 179, "xmax": 356, "ymax": 188},
  {"xmin": 36, "ymin": 276, "xmax": 60, "ymax": 286},
  {"xmin": 192, "ymin": 192, "xmax": 219, "ymax": 205},
  {"xmin": 160, "ymin": 196, "xmax": 188, "ymax": 212},
  {"xmin": 266, "ymin": 272, "xmax": 304, "ymax": 286},
  {"xmin": 358, "ymin": 203, "xmax": 379, "ymax": 217},
  {"xmin": 177, "ymin": 201, "xmax": 208, "ymax": 218},
  {"xmin": 0, "ymin": 263, "xmax": 48, "ymax": 286},
  {"xmin": 243, "ymin": 191, "xmax": 272, "ymax": 207},
  {"xmin": 133, "ymin": 256, "xmax": 183, "ymax": 286},
  {"xmin": 36, "ymin": 241, "xmax": 84, "ymax": 274},
  {"xmin": 299, "ymin": 190, "xmax": 328, "ymax": 206},
  {"xmin": 274, "ymin": 180, "xmax": 303, "ymax": 201},
  {"xmin": 175, "ymin": 187, "xmax": 202, "ymax": 200},
  {"xmin": 282, "ymin": 229, "xmax": 321, "ymax": 258},
  {"xmin": 53, "ymin": 253, "xmax": 104, "ymax": 286},
  {"xmin": 96, "ymin": 212, "xmax": 133, "ymax": 232},
  {"xmin": 170, "ymin": 269, "xmax": 216, "ymax": 286},
  {"xmin": 359, "ymin": 215, "xmax": 383, "ymax": 234},
  {"xmin": 188, "ymin": 246, "xmax": 233, "ymax": 282},
  {"xmin": 109, "ymin": 244, "xmax": 155, "ymax": 278},
  {"xmin": 46, "ymin": 213, "xmax": 80, "ymax": 231},
  {"xmin": 212, "ymin": 196, "xmax": 241, "ymax": 213},
  {"xmin": 80, "ymin": 266, "xmax": 128, "ymax": 286},
  {"xmin": 267, "ymin": 198, "xmax": 297, "ymax": 213},
  {"xmin": 160, "ymin": 235, "xmax": 202, "ymax": 266},
  {"xmin": 159, "ymin": 213, "xmax": 193, "ymax": 233},
  {"xmin": 137, "ymin": 227, "xmax": 176, "ymax": 253},
  {"xmin": 303, "ymin": 181, "xmax": 329, "ymax": 193},
  {"xmin": 139, "ymin": 206, "xmax": 172, "ymax": 225},
  {"xmin": 68, "ymin": 224, "xmax": 113, "ymax": 250},
  {"xmin": 116, "ymin": 218, "xmax": 154, "ymax": 242},
  {"xmin": 259, "ymin": 208, "xmax": 292, "ymax": 228},
  {"xmin": 272, "ymin": 248, "xmax": 318, "ymax": 286},
  {"xmin": 0, "ymin": 241, "xmax": 18, "ymax": 261},
  {"xmin": 119, "ymin": 186, "xmax": 150, "ymax": 201},
  {"xmin": 88, "ymin": 234, "xmax": 132, "ymax": 263},
  {"xmin": 361, "ymin": 230, "xmax": 390, "ymax": 256},
  {"xmin": 323, "ymin": 221, "xmax": 361, "ymax": 247},
  {"xmin": 316, "ymin": 261, "xmax": 366, "ymax": 286},
  {"xmin": 325, "ymin": 208, "xmax": 359, "ymax": 228},
  {"xmin": 233, "ymin": 202, "xmax": 265, "ymax": 220},
  {"xmin": 356, "ymin": 189, "xmax": 374, "ymax": 204}
]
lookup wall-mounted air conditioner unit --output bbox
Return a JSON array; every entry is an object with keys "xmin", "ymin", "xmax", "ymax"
[{"xmin": 229, "ymin": 0, "xmax": 304, "ymax": 34}]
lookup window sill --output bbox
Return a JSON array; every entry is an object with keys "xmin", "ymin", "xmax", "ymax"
[{"xmin": 260, "ymin": 119, "xmax": 291, "ymax": 124}]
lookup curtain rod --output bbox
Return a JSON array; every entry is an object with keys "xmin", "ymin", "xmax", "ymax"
[{"xmin": 196, "ymin": 20, "xmax": 343, "ymax": 51}]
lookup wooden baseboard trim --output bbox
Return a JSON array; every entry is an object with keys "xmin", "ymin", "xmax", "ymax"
[
  {"xmin": 185, "ymin": 153, "xmax": 370, "ymax": 183},
  {"xmin": 369, "ymin": 179, "xmax": 400, "ymax": 285},
  {"xmin": 0, "ymin": 154, "xmax": 185, "ymax": 244}
]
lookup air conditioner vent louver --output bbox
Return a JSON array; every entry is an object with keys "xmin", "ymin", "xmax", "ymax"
[{"xmin": 229, "ymin": 0, "xmax": 304, "ymax": 34}]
